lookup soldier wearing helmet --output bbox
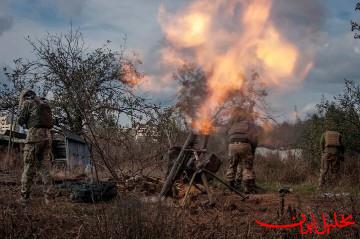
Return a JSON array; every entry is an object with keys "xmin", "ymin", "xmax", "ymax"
[
  {"xmin": 17, "ymin": 89, "xmax": 54, "ymax": 205},
  {"xmin": 318, "ymin": 114, "xmax": 345, "ymax": 189},
  {"xmin": 226, "ymin": 108, "xmax": 260, "ymax": 194}
]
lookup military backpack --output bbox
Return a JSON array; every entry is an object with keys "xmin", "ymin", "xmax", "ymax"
[
  {"xmin": 228, "ymin": 121, "xmax": 251, "ymax": 142},
  {"xmin": 30, "ymin": 99, "xmax": 54, "ymax": 129},
  {"xmin": 324, "ymin": 130, "xmax": 341, "ymax": 147}
]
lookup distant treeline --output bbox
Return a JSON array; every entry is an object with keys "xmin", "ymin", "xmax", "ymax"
[{"xmin": 261, "ymin": 80, "xmax": 360, "ymax": 166}]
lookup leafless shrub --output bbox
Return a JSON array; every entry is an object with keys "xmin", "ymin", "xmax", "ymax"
[
  {"xmin": 337, "ymin": 154, "xmax": 360, "ymax": 186},
  {"xmin": 0, "ymin": 146, "xmax": 22, "ymax": 171}
]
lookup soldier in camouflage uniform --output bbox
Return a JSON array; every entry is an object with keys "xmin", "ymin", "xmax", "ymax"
[
  {"xmin": 318, "ymin": 126, "xmax": 345, "ymax": 189},
  {"xmin": 17, "ymin": 89, "xmax": 54, "ymax": 205},
  {"xmin": 226, "ymin": 112, "xmax": 259, "ymax": 194}
]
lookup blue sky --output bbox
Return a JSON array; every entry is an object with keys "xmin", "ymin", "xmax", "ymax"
[{"xmin": 1, "ymin": 0, "xmax": 360, "ymax": 122}]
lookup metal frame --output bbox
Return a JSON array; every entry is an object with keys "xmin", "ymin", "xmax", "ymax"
[{"xmin": 181, "ymin": 150, "xmax": 248, "ymax": 207}]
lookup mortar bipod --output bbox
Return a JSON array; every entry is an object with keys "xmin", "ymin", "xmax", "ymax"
[{"xmin": 181, "ymin": 149, "xmax": 249, "ymax": 207}]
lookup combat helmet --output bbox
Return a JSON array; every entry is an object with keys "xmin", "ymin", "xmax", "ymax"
[{"xmin": 19, "ymin": 89, "xmax": 36, "ymax": 107}]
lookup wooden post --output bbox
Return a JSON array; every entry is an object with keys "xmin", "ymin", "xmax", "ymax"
[{"xmin": 181, "ymin": 170, "xmax": 198, "ymax": 207}]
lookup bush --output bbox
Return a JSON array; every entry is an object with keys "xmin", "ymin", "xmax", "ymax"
[{"xmin": 255, "ymin": 155, "xmax": 311, "ymax": 185}]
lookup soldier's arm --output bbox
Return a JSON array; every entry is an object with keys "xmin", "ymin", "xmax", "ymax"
[{"xmin": 17, "ymin": 101, "xmax": 31, "ymax": 128}]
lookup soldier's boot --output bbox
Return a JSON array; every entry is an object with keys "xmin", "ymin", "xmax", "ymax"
[
  {"xmin": 318, "ymin": 173, "xmax": 326, "ymax": 190},
  {"xmin": 234, "ymin": 179, "xmax": 243, "ymax": 191},
  {"xmin": 317, "ymin": 181, "xmax": 325, "ymax": 191},
  {"xmin": 44, "ymin": 197, "xmax": 51, "ymax": 206},
  {"xmin": 243, "ymin": 180, "xmax": 252, "ymax": 194},
  {"xmin": 243, "ymin": 179, "xmax": 262, "ymax": 194},
  {"xmin": 17, "ymin": 192, "xmax": 30, "ymax": 206},
  {"xmin": 44, "ymin": 192, "xmax": 53, "ymax": 206},
  {"xmin": 228, "ymin": 180, "xmax": 236, "ymax": 189}
]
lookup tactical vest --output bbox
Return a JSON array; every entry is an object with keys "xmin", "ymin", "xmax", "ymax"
[
  {"xmin": 324, "ymin": 131, "xmax": 341, "ymax": 147},
  {"xmin": 29, "ymin": 99, "xmax": 54, "ymax": 129},
  {"xmin": 228, "ymin": 121, "xmax": 250, "ymax": 143}
]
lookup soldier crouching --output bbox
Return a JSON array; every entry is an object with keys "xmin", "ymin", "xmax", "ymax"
[{"xmin": 17, "ymin": 89, "xmax": 54, "ymax": 205}]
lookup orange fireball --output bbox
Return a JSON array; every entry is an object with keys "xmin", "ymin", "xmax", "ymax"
[{"xmin": 158, "ymin": 0, "xmax": 312, "ymax": 132}]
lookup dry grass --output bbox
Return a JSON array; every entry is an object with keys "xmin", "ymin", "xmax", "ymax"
[
  {"xmin": 0, "ymin": 182, "xmax": 359, "ymax": 239},
  {"xmin": 81, "ymin": 196, "xmax": 187, "ymax": 239},
  {"xmin": 0, "ymin": 145, "xmax": 22, "ymax": 171},
  {"xmin": 0, "ymin": 148, "xmax": 359, "ymax": 239},
  {"xmin": 254, "ymin": 154, "xmax": 360, "ymax": 193}
]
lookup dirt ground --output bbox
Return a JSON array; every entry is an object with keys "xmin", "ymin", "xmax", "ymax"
[{"xmin": 0, "ymin": 170, "xmax": 359, "ymax": 239}]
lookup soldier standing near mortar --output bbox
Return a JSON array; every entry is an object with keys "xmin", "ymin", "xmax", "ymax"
[
  {"xmin": 17, "ymin": 89, "xmax": 54, "ymax": 205},
  {"xmin": 318, "ymin": 117, "xmax": 345, "ymax": 189},
  {"xmin": 226, "ymin": 109, "xmax": 261, "ymax": 194}
]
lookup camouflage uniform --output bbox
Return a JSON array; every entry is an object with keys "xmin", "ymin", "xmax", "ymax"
[
  {"xmin": 227, "ymin": 142, "xmax": 254, "ymax": 182},
  {"xmin": 18, "ymin": 90, "xmax": 54, "ymax": 201},
  {"xmin": 226, "ymin": 119, "xmax": 258, "ymax": 193},
  {"xmin": 318, "ymin": 131, "xmax": 344, "ymax": 188}
]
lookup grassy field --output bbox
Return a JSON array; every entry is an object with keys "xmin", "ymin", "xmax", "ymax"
[{"xmin": 0, "ymin": 157, "xmax": 359, "ymax": 239}]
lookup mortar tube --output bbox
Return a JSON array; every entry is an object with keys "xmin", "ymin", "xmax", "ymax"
[{"xmin": 160, "ymin": 132, "xmax": 197, "ymax": 198}]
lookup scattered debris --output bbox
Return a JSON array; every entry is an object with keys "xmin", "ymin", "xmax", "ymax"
[
  {"xmin": 321, "ymin": 192, "xmax": 351, "ymax": 198},
  {"xmin": 121, "ymin": 175, "xmax": 163, "ymax": 194}
]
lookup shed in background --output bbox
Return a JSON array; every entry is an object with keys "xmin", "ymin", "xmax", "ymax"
[{"xmin": 52, "ymin": 128, "xmax": 91, "ymax": 170}]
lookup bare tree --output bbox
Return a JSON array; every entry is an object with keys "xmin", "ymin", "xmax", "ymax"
[
  {"xmin": 1, "ymin": 59, "xmax": 34, "ymax": 113},
  {"xmin": 173, "ymin": 64, "xmax": 208, "ymax": 123},
  {"xmin": 1, "ymin": 27, "xmax": 158, "ymax": 179},
  {"xmin": 173, "ymin": 64, "xmax": 268, "ymax": 128}
]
